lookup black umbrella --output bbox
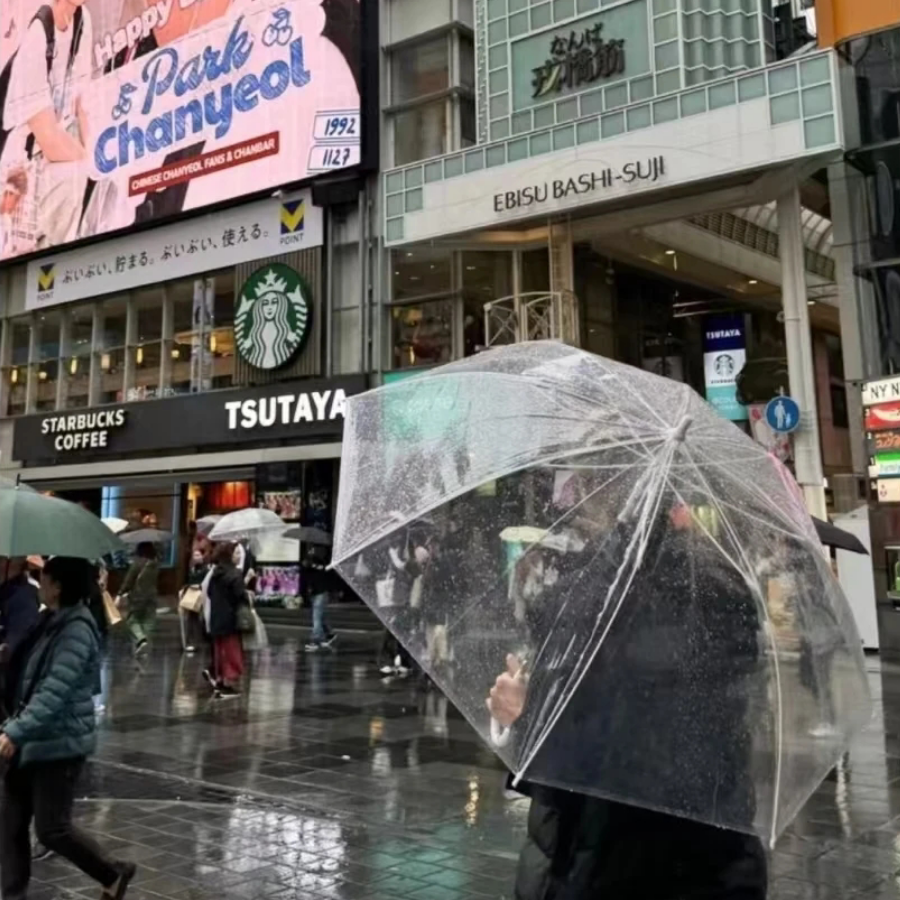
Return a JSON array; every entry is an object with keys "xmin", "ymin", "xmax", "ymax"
[
  {"xmin": 282, "ymin": 525, "xmax": 333, "ymax": 546},
  {"xmin": 812, "ymin": 517, "xmax": 868, "ymax": 555}
]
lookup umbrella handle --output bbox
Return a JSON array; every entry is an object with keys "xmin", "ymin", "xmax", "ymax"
[{"xmin": 490, "ymin": 716, "xmax": 512, "ymax": 748}]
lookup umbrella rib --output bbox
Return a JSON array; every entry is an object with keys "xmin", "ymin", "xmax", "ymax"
[
  {"xmin": 333, "ymin": 435, "xmax": 667, "ymax": 567},
  {"xmin": 515, "ymin": 435, "xmax": 679, "ymax": 786},
  {"xmin": 675, "ymin": 443, "xmax": 784, "ymax": 847}
]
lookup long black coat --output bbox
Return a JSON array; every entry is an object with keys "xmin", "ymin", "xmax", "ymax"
[
  {"xmin": 206, "ymin": 565, "xmax": 248, "ymax": 638},
  {"xmin": 512, "ymin": 524, "xmax": 768, "ymax": 900}
]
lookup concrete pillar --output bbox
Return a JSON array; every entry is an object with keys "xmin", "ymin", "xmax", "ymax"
[{"xmin": 778, "ymin": 186, "xmax": 827, "ymax": 519}]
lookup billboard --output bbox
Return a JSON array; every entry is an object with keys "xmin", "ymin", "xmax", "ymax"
[{"xmin": 0, "ymin": 0, "xmax": 371, "ymax": 262}]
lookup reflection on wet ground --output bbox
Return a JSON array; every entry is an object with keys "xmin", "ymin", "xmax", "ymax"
[{"xmin": 24, "ymin": 622, "xmax": 900, "ymax": 899}]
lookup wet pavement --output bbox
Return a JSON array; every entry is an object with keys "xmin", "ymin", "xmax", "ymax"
[{"xmin": 22, "ymin": 618, "xmax": 900, "ymax": 899}]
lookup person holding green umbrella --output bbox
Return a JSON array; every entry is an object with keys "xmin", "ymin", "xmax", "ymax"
[{"xmin": 0, "ymin": 555, "xmax": 136, "ymax": 899}]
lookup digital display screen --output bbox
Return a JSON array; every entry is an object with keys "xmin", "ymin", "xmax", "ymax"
[{"xmin": 0, "ymin": 0, "xmax": 369, "ymax": 261}]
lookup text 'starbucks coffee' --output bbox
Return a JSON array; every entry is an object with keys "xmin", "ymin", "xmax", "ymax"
[{"xmin": 234, "ymin": 263, "xmax": 312, "ymax": 370}]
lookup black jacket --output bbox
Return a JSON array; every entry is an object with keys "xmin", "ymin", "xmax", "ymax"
[
  {"xmin": 0, "ymin": 575, "xmax": 40, "ymax": 658},
  {"xmin": 512, "ymin": 525, "xmax": 767, "ymax": 900},
  {"xmin": 206, "ymin": 564, "xmax": 248, "ymax": 637},
  {"xmin": 514, "ymin": 782, "xmax": 767, "ymax": 900}
]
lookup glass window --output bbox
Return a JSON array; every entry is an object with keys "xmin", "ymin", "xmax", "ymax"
[
  {"xmin": 3, "ymin": 366, "xmax": 27, "ymax": 416},
  {"xmin": 208, "ymin": 271, "xmax": 236, "ymax": 390},
  {"xmin": 9, "ymin": 320, "xmax": 31, "ymax": 366},
  {"xmin": 34, "ymin": 359, "xmax": 58, "ymax": 411},
  {"xmin": 392, "ymin": 246, "xmax": 453, "ymax": 301},
  {"xmin": 169, "ymin": 277, "xmax": 198, "ymax": 395},
  {"xmin": 97, "ymin": 348, "xmax": 126, "ymax": 405},
  {"xmin": 128, "ymin": 341, "xmax": 162, "ymax": 401},
  {"xmin": 460, "ymin": 36, "xmax": 475, "ymax": 90},
  {"xmin": 61, "ymin": 355, "xmax": 90, "ymax": 409},
  {"xmin": 133, "ymin": 288, "xmax": 163, "ymax": 343},
  {"xmin": 61, "ymin": 306, "xmax": 93, "ymax": 409},
  {"xmin": 830, "ymin": 383, "xmax": 849, "ymax": 429},
  {"xmin": 394, "ymin": 101, "xmax": 447, "ymax": 165},
  {"xmin": 99, "ymin": 296, "xmax": 128, "ymax": 349},
  {"xmin": 460, "ymin": 96, "xmax": 476, "ymax": 148},
  {"xmin": 392, "ymin": 300, "xmax": 455, "ymax": 369},
  {"xmin": 391, "ymin": 37, "xmax": 449, "ymax": 104},
  {"xmin": 461, "ymin": 252, "xmax": 512, "ymax": 356},
  {"xmin": 34, "ymin": 311, "xmax": 61, "ymax": 362},
  {"xmin": 65, "ymin": 306, "xmax": 94, "ymax": 357}
]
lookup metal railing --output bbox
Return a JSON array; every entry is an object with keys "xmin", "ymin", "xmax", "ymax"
[{"xmin": 484, "ymin": 291, "xmax": 580, "ymax": 348}]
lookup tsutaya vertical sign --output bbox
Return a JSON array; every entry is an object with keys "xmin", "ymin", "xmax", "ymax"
[{"xmin": 703, "ymin": 315, "xmax": 747, "ymax": 421}]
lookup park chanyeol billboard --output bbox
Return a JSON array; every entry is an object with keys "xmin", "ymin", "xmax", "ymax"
[{"xmin": 0, "ymin": 0, "xmax": 375, "ymax": 261}]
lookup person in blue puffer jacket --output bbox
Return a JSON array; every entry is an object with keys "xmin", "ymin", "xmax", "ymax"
[{"xmin": 0, "ymin": 556, "xmax": 136, "ymax": 900}]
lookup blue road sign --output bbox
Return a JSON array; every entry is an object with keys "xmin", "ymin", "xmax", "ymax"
[{"xmin": 765, "ymin": 396, "xmax": 800, "ymax": 434}]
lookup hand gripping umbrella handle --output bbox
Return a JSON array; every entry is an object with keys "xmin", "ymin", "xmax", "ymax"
[{"xmin": 490, "ymin": 716, "xmax": 512, "ymax": 748}]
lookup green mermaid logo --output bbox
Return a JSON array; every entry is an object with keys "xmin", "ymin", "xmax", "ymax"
[{"xmin": 235, "ymin": 264, "xmax": 311, "ymax": 370}]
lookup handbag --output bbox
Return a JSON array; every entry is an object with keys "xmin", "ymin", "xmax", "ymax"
[
  {"xmin": 236, "ymin": 603, "xmax": 256, "ymax": 634},
  {"xmin": 409, "ymin": 575, "xmax": 424, "ymax": 610},
  {"xmin": 375, "ymin": 573, "xmax": 396, "ymax": 608},
  {"xmin": 178, "ymin": 586, "xmax": 204, "ymax": 615},
  {"xmin": 242, "ymin": 612, "xmax": 268, "ymax": 651},
  {"xmin": 102, "ymin": 589, "xmax": 122, "ymax": 627}
]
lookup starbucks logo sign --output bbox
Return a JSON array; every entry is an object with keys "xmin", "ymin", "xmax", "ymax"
[{"xmin": 235, "ymin": 264, "xmax": 311, "ymax": 370}]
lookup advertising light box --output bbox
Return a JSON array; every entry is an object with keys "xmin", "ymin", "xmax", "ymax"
[{"xmin": 0, "ymin": 0, "xmax": 374, "ymax": 262}]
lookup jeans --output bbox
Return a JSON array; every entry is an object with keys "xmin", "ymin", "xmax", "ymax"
[
  {"xmin": 0, "ymin": 758, "xmax": 119, "ymax": 899},
  {"xmin": 312, "ymin": 593, "xmax": 332, "ymax": 644}
]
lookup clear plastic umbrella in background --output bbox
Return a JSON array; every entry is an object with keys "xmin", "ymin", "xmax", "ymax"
[
  {"xmin": 195, "ymin": 515, "xmax": 223, "ymax": 536},
  {"xmin": 101, "ymin": 517, "xmax": 129, "ymax": 535},
  {"xmin": 0, "ymin": 481, "xmax": 125, "ymax": 559},
  {"xmin": 332, "ymin": 341, "xmax": 871, "ymax": 847},
  {"xmin": 119, "ymin": 528, "xmax": 173, "ymax": 545},
  {"xmin": 208, "ymin": 508, "xmax": 284, "ymax": 542}
]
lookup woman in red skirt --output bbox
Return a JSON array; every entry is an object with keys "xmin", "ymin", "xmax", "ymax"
[{"xmin": 206, "ymin": 543, "xmax": 249, "ymax": 698}]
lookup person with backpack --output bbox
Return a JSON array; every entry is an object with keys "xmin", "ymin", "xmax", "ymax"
[
  {"xmin": 0, "ymin": 0, "xmax": 93, "ymax": 253},
  {"xmin": 0, "ymin": 556, "xmax": 136, "ymax": 900}
]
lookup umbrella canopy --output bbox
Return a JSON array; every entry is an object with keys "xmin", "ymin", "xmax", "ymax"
[
  {"xmin": 281, "ymin": 525, "xmax": 333, "ymax": 546},
  {"xmin": 120, "ymin": 528, "xmax": 172, "ymax": 545},
  {"xmin": 195, "ymin": 514, "xmax": 222, "ymax": 536},
  {"xmin": 101, "ymin": 517, "xmax": 129, "ymax": 535},
  {"xmin": 0, "ymin": 484, "xmax": 125, "ymax": 558},
  {"xmin": 208, "ymin": 508, "xmax": 284, "ymax": 542},
  {"xmin": 811, "ymin": 517, "xmax": 868, "ymax": 555},
  {"xmin": 333, "ymin": 342, "xmax": 870, "ymax": 846}
]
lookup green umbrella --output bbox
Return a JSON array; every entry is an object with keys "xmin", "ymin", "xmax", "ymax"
[{"xmin": 0, "ymin": 484, "xmax": 125, "ymax": 559}]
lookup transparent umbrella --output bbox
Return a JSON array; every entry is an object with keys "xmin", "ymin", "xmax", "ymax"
[
  {"xmin": 208, "ymin": 508, "xmax": 283, "ymax": 542},
  {"xmin": 332, "ymin": 342, "xmax": 871, "ymax": 846}
]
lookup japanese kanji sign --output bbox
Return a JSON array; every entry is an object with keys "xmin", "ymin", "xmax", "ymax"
[
  {"xmin": 25, "ymin": 191, "xmax": 323, "ymax": 311},
  {"xmin": 532, "ymin": 25, "xmax": 626, "ymax": 99}
]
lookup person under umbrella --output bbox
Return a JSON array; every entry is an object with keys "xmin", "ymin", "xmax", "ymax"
[
  {"xmin": 206, "ymin": 543, "xmax": 251, "ymax": 698},
  {"xmin": 0, "ymin": 558, "xmax": 39, "ymax": 664},
  {"xmin": 488, "ymin": 502, "xmax": 767, "ymax": 900},
  {"xmin": 0, "ymin": 557, "xmax": 136, "ymax": 900}
]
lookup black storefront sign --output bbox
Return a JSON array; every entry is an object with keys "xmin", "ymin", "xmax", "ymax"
[{"xmin": 13, "ymin": 376, "xmax": 368, "ymax": 464}]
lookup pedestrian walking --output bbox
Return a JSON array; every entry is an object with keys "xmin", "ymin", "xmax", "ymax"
[
  {"xmin": 304, "ymin": 544, "xmax": 336, "ymax": 651},
  {"xmin": 117, "ymin": 542, "xmax": 158, "ymax": 658},
  {"xmin": 0, "ymin": 556, "xmax": 136, "ymax": 900},
  {"xmin": 85, "ymin": 563, "xmax": 111, "ymax": 715},
  {"xmin": 0, "ymin": 558, "xmax": 40, "ymax": 662},
  {"xmin": 206, "ymin": 543, "xmax": 250, "ymax": 698}
]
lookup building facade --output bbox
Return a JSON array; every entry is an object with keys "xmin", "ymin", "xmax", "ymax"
[{"xmin": 0, "ymin": 0, "xmax": 379, "ymax": 612}]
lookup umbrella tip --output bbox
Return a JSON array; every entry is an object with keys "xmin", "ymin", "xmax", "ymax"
[{"xmin": 671, "ymin": 416, "xmax": 692, "ymax": 443}]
